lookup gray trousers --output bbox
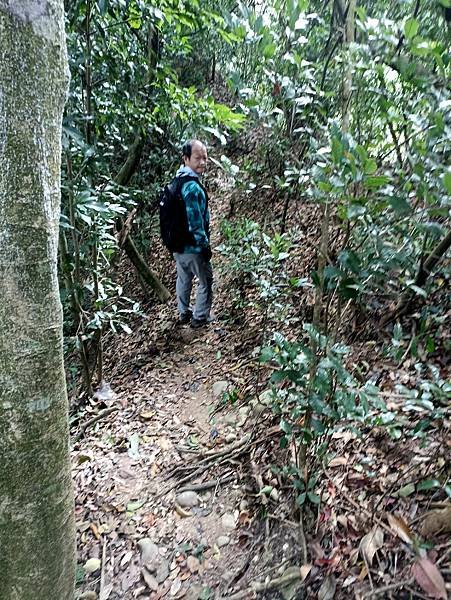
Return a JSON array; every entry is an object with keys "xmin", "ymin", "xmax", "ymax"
[{"xmin": 174, "ymin": 253, "xmax": 213, "ymax": 320}]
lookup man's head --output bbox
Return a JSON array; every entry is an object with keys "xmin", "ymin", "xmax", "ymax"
[{"xmin": 182, "ymin": 140, "xmax": 208, "ymax": 175}]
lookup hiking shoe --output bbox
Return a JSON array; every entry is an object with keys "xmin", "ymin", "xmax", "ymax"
[
  {"xmin": 190, "ymin": 317, "xmax": 208, "ymax": 329},
  {"xmin": 179, "ymin": 310, "xmax": 193, "ymax": 325}
]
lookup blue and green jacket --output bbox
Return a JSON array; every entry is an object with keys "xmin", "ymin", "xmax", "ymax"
[{"xmin": 176, "ymin": 166, "xmax": 210, "ymax": 254}]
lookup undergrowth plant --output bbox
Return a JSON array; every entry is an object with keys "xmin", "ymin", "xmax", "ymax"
[
  {"xmin": 260, "ymin": 325, "xmax": 385, "ymax": 505},
  {"xmin": 218, "ymin": 218, "xmax": 297, "ymax": 326}
]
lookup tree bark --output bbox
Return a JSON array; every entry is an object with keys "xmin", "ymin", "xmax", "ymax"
[
  {"xmin": 0, "ymin": 2, "xmax": 75, "ymax": 599},
  {"xmin": 342, "ymin": 0, "xmax": 356, "ymax": 132}
]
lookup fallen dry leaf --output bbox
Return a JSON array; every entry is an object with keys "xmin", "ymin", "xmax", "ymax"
[
  {"xmin": 170, "ymin": 577, "xmax": 182, "ymax": 596},
  {"xmin": 300, "ymin": 564, "xmax": 312, "ymax": 581},
  {"xmin": 359, "ymin": 526, "xmax": 384, "ymax": 566},
  {"xmin": 420, "ymin": 505, "xmax": 451, "ymax": 538},
  {"xmin": 411, "ymin": 557, "xmax": 447, "ymax": 599},
  {"xmin": 158, "ymin": 436, "xmax": 171, "ymax": 451},
  {"xmin": 174, "ymin": 503, "xmax": 191, "ymax": 518},
  {"xmin": 318, "ymin": 574, "xmax": 336, "ymax": 600},
  {"xmin": 140, "ymin": 410, "xmax": 155, "ymax": 420},
  {"xmin": 387, "ymin": 513, "xmax": 414, "ymax": 545},
  {"xmin": 329, "ymin": 456, "xmax": 348, "ymax": 467}
]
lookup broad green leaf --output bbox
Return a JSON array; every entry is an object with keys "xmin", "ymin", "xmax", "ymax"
[
  {"xmin": 331, "ymin": 136, "xmax": 343, "ymax": 164},
  {"xmin": 83, "ymin": 201, "xmax": 111, "ymax": 213},
  {"xmin": 397, "ymin": 483, "xmax": 415, "ymax": 497},
  {"xmin": 409, "ymin": 284, "xmax": 427, "ymax": 298},
  {"xmin": 364, "ymin": 159, "xmax": 377, "ymax": 175},
  {"xmin": 98, "ymin": 0, "xmax": 109, "ymax": 15},
  {"xmin": 364, "ymin": 175, "xmax": 390, "ymax": 188},
  {"xmin": 417, "ymin": 479, "xmax": 441, "ymax": 491},
  {"xmin": 260, "ymin": 347, "xmax": 274, "ymax": 362},
  {"xmin": 296, "ymin": 492, "xmax": 306, "ymax": 505},
  {"xmin": 404, "ymin": 18, "xmax": 419, "ymax": 39},
  {"xmin": 388, "ymin": 196, "xmax": 411, "ymax": 214},
  {"xmin": 443, "ymin": 172, "xmax": 451, "ymax": 194},
  {"xmin": 318, "ymin": 182, "xmax": 333, "ymax": 192},
  {"xmin": 280, "ymin": 419, "xmax": 292, "ymax": 435},
  {"xmin": 280, "ymin": 436, "xmax": 289, "ymax": 449},
  {"xmin": 263, "ymin": 43, "xmax": 276, "ymax": 59},
  {"xmin": 307, "ymin": 492, "xmax": 320, "ymax": 504},
  {"xmin": 127, "ymin": 500, "xmax": 145, "ymax": 512}
]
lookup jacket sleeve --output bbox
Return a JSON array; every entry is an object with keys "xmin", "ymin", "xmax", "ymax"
[{"xmin": 182, "ymin": 181, "xmax": 209, "ymax": 247}]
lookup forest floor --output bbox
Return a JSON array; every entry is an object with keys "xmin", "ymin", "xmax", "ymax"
[{"xmin": 72, "ymin": 143, "xmax": 450, "ymax": 600}]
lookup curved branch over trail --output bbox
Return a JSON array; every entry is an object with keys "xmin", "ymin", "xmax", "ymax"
[{"xmin": 114, "ymin": 132, "xmax": 171, "ymax": 303}]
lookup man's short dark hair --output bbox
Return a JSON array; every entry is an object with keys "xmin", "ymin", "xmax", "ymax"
[
  {"xmin": 182, "ymin": 140, "xmax": 194, "ymax": 159},
  {"xmin": 182, "ymin": 139, "xmax": 205, "ymax": 159}
]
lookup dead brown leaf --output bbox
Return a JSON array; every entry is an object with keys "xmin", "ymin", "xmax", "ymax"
[
  {"xmin": 420, "ymin": 505, "xmax": 451, "ymax": 538},
  {"xmin": 411, "ymin": 557, "xmax": 447, "ymax": 599},
  {"xmin": 359, "ymin": 526, "xmax": 384, "ymax": 566},
  {"xmin": 300, "ymin": 564, "xmax": 312, "ymax": 581},
  {"xmin": 140, "ymin": 410, "xmax": 156, "ymax": 420},
  {"xmin": 387, "ymin": 513, "xmax": 414, "ymax": 545},
  {"xmin": 186, "ymin": 555, "xmax": 200, "ymax": 573},
  {"xmin": 329, "ymin": 456, "xmax": 348, "ymax": 467}
]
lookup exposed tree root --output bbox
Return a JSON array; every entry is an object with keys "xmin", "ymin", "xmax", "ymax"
[{"xmin": 74, "ymin": 407, "xmax": 119, "ymax": 441}]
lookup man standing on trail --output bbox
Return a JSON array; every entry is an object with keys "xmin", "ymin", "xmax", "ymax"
[{"xmin": 173, "ymin": 139, "xmax": 213, "ymax": 329}]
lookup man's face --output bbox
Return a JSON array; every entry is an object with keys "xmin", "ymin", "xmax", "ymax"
[{"xmin": 184, "ymin": 142, "xmax": 208, "ymax": 175}]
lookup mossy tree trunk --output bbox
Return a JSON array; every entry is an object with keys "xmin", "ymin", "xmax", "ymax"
[{"xmin": 0, "ymin": 2, "xmax": 76, "ymax": 599}]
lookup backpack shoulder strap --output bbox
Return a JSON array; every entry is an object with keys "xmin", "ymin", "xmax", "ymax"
[
  {"xmin": 174, "ymin": 176, "xmax": 209, "ymax": 215},
  {"xmin": 175, "ymin": 175, "xmax": 200, "ymax": 191}
]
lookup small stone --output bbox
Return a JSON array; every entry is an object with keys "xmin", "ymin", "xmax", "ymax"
[
  {"xmin": 142, "ymin": 568, "xmax": 159, "ymax": 591},
  {"xmin": 176, "ymin": 491, "xmax": 199, "ymax": 508},
  {"xmin": 224, "ymin": 414, "xmax": 236, "ymax": 425},
  {"xmin": 252, "ymin": 402, "xmax": 267, "ymax": 417},
  {"xmin": 237, "ymin": 406, "xmax": 250, "ymax": 427},
  {"xmin": 258, "ymin": 390, "xmax": 273, "ymax": 405},
  {"xmin": 239, "ymin": 499, "xmax": 249, "ymax": 511},
  {"xmin": 217, "ymin": 535, "xmax": 230, "ymax": 548},
  {"xmin": 186, "ymin": 585, "xmax": 204, "ymax": 600},
  {"xmin": 155, "ymin": 559, "xmax": 170, "ymax": 583},
  {"xmin": 187, "ymin": 555, "xmax": 200, "ymax": 573},
  {"xmin": 137, "ymin": 538, "xmax": 159, "ymax": 566},
  {"xmin": 83, "ymin": 558, "xmax": 101, "ymax": 573},
  {"xmin": 78, "ymin": 593, "xmax": 98, "ymax": 600},
  {"xmin": 270, "ymin": 488, "xmax": 279, "ymax": 502},
  {"xmin": 225, "ymin": 432, "xmax": 237, "ymax": 443},
  {"xmin": 221, "ymin": 513, "xmax": 236, "ymax": 530},
  {"xmin": 212, "ymin": 381, "xmax": 229, "ymax": 398}
]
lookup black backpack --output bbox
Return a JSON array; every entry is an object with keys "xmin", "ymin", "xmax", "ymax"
[{"xmin": 159, "ymin": 175, "xmax": 209, "ymax": 253}]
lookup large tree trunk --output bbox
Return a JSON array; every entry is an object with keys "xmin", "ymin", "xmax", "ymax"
[{"xmin": 0, "ymin": 3, "xmax": 76, "ymax": 599}]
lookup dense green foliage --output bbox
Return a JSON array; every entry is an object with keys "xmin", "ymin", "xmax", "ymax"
[
  {"xmin": 60, "ymin": 0, "xmax": 449, "ymax": 508},
  {"xmin": 61, "ymin": 0, "xmax": 245, "ymax": 391}
]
